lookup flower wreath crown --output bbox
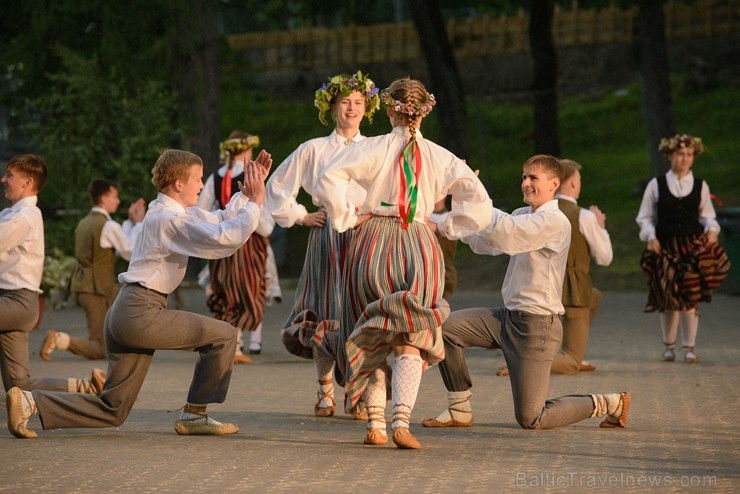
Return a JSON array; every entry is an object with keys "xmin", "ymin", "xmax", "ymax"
[
  {"xmin": 381, "ymin": 89, "xmax": 436, "ymax": 119},
  {"xmin": 219, "ymin": 135, "xmax": 260, "ymax": 163},
  {"xmin": 314, "ymin": 70, "xmax": 381, "ymax": 126},
  {"xmin": 658, "ymin": 134, "xmax": 704, "ymax": 156}
]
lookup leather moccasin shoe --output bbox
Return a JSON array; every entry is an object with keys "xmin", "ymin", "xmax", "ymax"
[
  {"xmin": 579, "ymin": 361, "xmax": 596, "ymax": 372},
  {"xmin": 6, "ymin": 387, "xmax": 37, "ymax": 439},
  {"xmin": 392, "ymin": 427, "xmax": 421, "ymax": 449},
  {"xmin": 40, "ymin": 329, "xmax": 57, "ymax": 361},
  {"xmin": 174, "ymin": 415, "xmax": 239, "ymax": 435},
  {"xmin": 364, "ymin": 428, "xmax": 388, "ymax": 445},
  {"xmin": 599, "ymin": 392, "xmax": 631, "ymax": 429},
  {"xmin": 421, "ymin": 416, "xmax": 473, "ymax": 428}
]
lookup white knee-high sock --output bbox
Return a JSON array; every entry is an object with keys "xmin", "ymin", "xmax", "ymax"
[
  {"xmin": 391, "ymin": 354, "xmax": 423, "ymax": 430},
  {"xmin": 660, "ymin": 311, "xmax": 679, "ymax": 348},
  {"xmin": 362, "ymin": 367, "xmax": 387, "ymax": 432},
  {"xmin": 679, "ymin": 309, "xmax": 699, "ymax": 349}
]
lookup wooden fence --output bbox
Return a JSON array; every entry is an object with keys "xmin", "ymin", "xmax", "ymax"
[{"xmin": 227, "ymin": 0, "xmax": 739, "ymax": 71}]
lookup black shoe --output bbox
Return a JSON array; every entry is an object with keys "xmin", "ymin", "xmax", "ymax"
[{"xmin": 248, "ymin": 344, "xmax": 262, "ymax": 355}]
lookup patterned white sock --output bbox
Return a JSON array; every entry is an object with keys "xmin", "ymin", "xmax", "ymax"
[
  {"xmin": 249, "ymin": 323, "xmax": 262, "ymax": 350},
  {"xmin": 590, "ymin": 393, "xmax": 623, "ymax": 418},
  {"xmin": 20, "ymin": 390, "xmax": 37, "ymax": 417},
  {"xmin": 391, "ymin": 354, "xmax": 423, "ymax": 430},
  {"xmin": 433, "ymin": 390, "xmax": 472, "ymax": 423},
  {"xmin": 362, "ymin": 367, "xmax": 387, "ymax": 433}
]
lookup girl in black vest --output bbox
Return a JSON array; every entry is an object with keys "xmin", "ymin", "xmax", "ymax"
[{"xmin": 636, "ymin": 134, "xmax": 730, "ymax": 363}]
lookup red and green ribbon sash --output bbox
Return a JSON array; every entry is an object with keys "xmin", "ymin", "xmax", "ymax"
[{"xmin": 398, "ymin": 139, "xmax": 421, "ymax": 229}]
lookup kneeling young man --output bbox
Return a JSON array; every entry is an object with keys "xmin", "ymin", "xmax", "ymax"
[
  {"xmin": 425, "ymin": 155, "xmax": 629, "ymax": 430},
  {"xmin": 7, "ymin": 148, "xmax": 272, "ymax": 438}
]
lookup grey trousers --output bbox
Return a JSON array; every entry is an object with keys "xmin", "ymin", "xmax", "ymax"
[
  {"xmin": 69, "ymin": 291, "xmax": 115, "ymax": 360},
  {"xmin": 551, "ymin": 288, "xmax": 603, "ymax": 374},
  {"xmin": 437, "ymin": 307, "xmax": 595, "ymax": 429},
  {"xmin": 33, "ymin": 283, "xmax": 237, "ymax": 430},
  {"xmin": 0, "ymin": 288, "xmax": 69, "ymax": 392}
]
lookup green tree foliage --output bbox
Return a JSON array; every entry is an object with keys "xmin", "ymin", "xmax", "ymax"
[{"xmin": 25, "ymin": 48, "xmax": 183, "ymax": 254}]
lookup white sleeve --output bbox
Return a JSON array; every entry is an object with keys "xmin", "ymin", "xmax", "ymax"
[
  {"xmin": 635, "ymin": 178, "xmax": 658, "ymax": 242},
  {"xmin": 100, "ymin": 220, "xmax": 143, "ymax": 261},
  {"xmin": 699, "ymin": 181, "xmax": 721, "ymax": 233},
  {"xmin": 579, "ymin": 209, "xmax": 613, "ymax": 266},
  {"xmin": 265, "ymin": 147, "xmax": 310, "ymax": 228}
]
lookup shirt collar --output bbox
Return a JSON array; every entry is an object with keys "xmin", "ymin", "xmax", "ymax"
[
  {"xmin": 391, "ymin": 126, "xmax": 424, "ymax": 139},
  {"xmin": 12, "ymin": 195, "xmax": 38, "ymax": 210},
  {"xmin": 532, "ymin": 199, "xmax": 560, "ymax": 213},
  {"xmin": 91, "ymin": 206, "xmax": 112, "ymax": 220},
  {"xmin": 555, "ymin": 193, "xmax": 577, "ymax": 204},
  {"xmin": 330, "ymin": 129, "xmax": 363, "ymax": 146},
  {"xmin": 155, "ymin": 192, "xmax": 186, "ymax": 213},
  {"xmin": 666, "ymin": 169, "xmax": 693, "ymax": 182}
]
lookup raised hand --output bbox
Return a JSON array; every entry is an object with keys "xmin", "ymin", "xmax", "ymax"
[
  {"xmin": 252, "ymin": 149, "xmax": 273, "ymax": 182},
  {"xmin": 238, "ymin": 162, "xmax": 266, "ymax": 206},
  {"xmin": 128, "ymin": 198, "xmax": 146, "ymax": 223}
]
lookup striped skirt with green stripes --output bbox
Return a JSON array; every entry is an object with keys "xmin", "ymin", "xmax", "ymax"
[{"xmin": 338, "ymin": 216, "xmax": 449, "ymax": 410}]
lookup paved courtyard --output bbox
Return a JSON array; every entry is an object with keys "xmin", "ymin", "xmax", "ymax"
[{"xmin": 1, "ymin": 286, "xmax": 738, "ymax": 493}]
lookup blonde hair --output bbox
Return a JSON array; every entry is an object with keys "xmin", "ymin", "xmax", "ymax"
[
  {"xmin": 150, "ymin": 149, "xmax": 202, "ymax": 191},
  {"xmin": 559, "ymin": 158, "xmax": 582, "ymax": 182},
  {"xmin": 6, "ymin": 154, "xmax": 47, "ymax": 191},
  {"xmin": 522, "ymin": 154, "xmax": 564, "ymax": 184},
  {"xmin": 384, "ymin": 78, "xmax": 434, "ymax": 139}
]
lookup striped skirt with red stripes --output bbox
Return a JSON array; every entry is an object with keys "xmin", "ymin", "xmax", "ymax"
[
  {"xmin": 207, "ymin": 234, "xmax": 268, "ymax": 332},
  {"xmin": 337, "ymin": 216, "xmax": 449, "ymax": 411},
  {"xmin": 281, "ymin": 220, "xmax": 353, "ymax": 359},
  {"xmin": 640, "ymin": 234, "xmax": 730, "ymax": 312}
]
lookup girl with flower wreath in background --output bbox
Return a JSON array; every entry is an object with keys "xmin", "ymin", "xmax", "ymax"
[
  {"xmin": 314, "ymin": 77, "xmax": 492, "ymax": 449},
  {"xmin": 636, "ymin": 134, "xmax": 730, "ymax": 364},
  {"xmin": 266, "ymin": 71, "xmax": 380, "ymax": 419},
  {"xmin": 198, "ymin": 130, "xmax": 276, "ymax": 364}
]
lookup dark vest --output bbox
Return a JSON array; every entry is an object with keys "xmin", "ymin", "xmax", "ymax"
[
  {"xmin": 559, "ymin": 199, "xmax": 592, "ymax": 307},
  {"xmin": 212, "ymin": 171, "xmax": 243, "ymax": 209},
  {"xmin": 70, "ymin": 211, "xmax": 116, "ymax": 295},
  {"xmin": 655, "ymin": 175, "xmax": 703, "ymax": 238}
]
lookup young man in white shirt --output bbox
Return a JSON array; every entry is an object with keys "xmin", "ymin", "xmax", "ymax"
[
  {"xmin": 7, "ymin": 148, "xmax": 272, "ymax": 439},
  {"xmin": 423, "ymin": 154, "xmax": 630, "ymax": 431},
  {"xmin": 0, "ymin": 154, "xmax": 104, "ymax": 395},
  {"xmin": 41, "ymin": 179, "xmax": 145, "ymax": 361}
]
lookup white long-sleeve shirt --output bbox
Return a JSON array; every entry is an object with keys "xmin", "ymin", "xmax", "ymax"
[
  {"xmin": 636, "ymin": 170, "xmax": 720, "ymax": 242},
  {"xmin": 315, "ymin": 126, "xmax": 492, "ymax": 237},
  {"xmin": 119, "ymin": 192, "xmax": 260, "ymax": 294},
  {"xmin": 0, "ymin": 196, "xmax": 44, "ymax": 292},
  {"xmin": 91, "ymin": 207, "xmax": 143, "ymax": 262},
  {"xmin": 462, "ymin": 199, "xmax": 571, "ymax": 316},
  {"xmin": 555, "ymin": 195, "xmax": 613, "ymax": 266},
  {"xmin": 197, "ymin": 163, "xmax": 274, "ymax": 237},
  {"xmin": 266, "ymin": 130, "xmax": 367, "ymax": 228}
]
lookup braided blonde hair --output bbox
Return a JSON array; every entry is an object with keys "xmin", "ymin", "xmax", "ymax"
[{"xmin": 384, "ymin": 78, "xmax": 435, "ymax": 140}]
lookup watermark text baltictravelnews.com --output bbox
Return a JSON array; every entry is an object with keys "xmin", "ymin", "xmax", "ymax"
[{"xmin": 514, "ymin": 471, "xmax": 718, "ymax": 488}]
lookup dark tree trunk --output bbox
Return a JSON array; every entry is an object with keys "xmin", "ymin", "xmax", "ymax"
[
  {"xmin": 529, "ymin": 0, "xmax": 560, "ymax": 157},
  {"xmin": 172, "ymin": 0, "xmax": 221, "ymax": 175},
  {"xmin": 632, "ymin": 0, "xmax": 674, "ymax": 176},
  {"xmin": 408, "ymin": 0, "xmax": 469, "ymax": 159}
]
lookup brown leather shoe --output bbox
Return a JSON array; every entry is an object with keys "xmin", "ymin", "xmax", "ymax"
[
  {"xmin": 421, "ymin": 416, "xmax": 473, "ymax": 428},
  {"xmin": 6, "ymin": 387, "xmax": 37, "ymax": 439},
  {"xmin": 40, "ymin": 329, "xmax": 57, "ymax": 361},
  {"xmin": 233, "ymin": 353, "xmax": 253, "ymax": 365},
  {"xmin": 599, "ymin": 392, "xmax": 631, "ymax": 428},
  {"xmin": 364, "ymin": 428, "xmax": 388, "ymax": 445},
  {"xmin": 579, "ymin": 361, "xmax": 596, "ymax": 372},
  {"xmin": 350, "ymin": 402, "xmax": 368, "ymax": 421},
  {"xmin": 392, "ymin": 427, "xmax": 421, "ymax": 449}
]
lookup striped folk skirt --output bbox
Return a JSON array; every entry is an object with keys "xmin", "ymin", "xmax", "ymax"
[
  {"xmin": 207, "ymin": 234, "xmax": 269, "ymax": 332},
  {"xmin": 640, "ymin": 234, "xmax": 730, "ymax": 312},
  {"xmin": 337, "ymin": 216, "xmax": 449, "ymax": 410},
  {"xmin": 281, "ymin": 220, "xmax": 353, "ymax": 359}
]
